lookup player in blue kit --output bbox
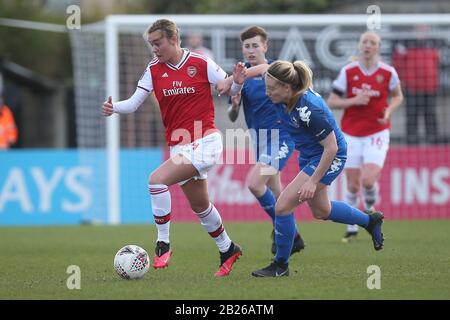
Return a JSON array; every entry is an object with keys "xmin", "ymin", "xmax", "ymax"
[
  {"xmin": 251, "ymin": 60, "xmax": 385, "ymax": 277},
  {"xmin": 228, "ymin": 26, "xmax": 305, "ymax": 255}
]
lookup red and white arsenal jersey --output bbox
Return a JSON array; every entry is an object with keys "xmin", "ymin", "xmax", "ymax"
[
  {"xmin": 137, "ymin": 49, "xmax": 227, "ymax": 146},
  {"xmin": 332, "ymin": 60, "xmax": 400, "ymax": 137}
]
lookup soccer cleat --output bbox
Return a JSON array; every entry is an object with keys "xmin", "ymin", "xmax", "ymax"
[
  {"xmin": 252, "ymin": 260, "xmax": 289, "ymax": 277},
  {"xmin": 153, "ymin": 241, "xmax": 172, "ymax": 269},
  {"xmin": 215, "ymin": 242, "xmax": 242, "ymax": 277},
  {"xmin": 364, "ymin": 210, "xmax": 385, "ymax": 251},
  {"xmin": 271, "ymin": 230, "xmax": 305, "ymax": 256},
  {"xmin": 342, "ymin": 231, "xmax": 358, "ymax": 243}
]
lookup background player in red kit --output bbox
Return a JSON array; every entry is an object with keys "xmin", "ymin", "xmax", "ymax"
[
  {"xmin": 102, "ymin": 19, "xmax": 245, "ymax": 277},
  {"xmin": 327, "ymin": 31, "xmax": 403, "ymax": 242}
]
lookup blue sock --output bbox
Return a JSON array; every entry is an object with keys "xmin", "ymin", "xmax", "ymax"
[
  {"xmin": 274, "ymin": 213, "xmax": 296, "ymax": 264},
  {"xmin": 256, "ymin": 187, "xmax": 276, "ymax": 224},
  {"xmin": 328, "ymin": 201, "xmax": 369, "ymax": 227}
]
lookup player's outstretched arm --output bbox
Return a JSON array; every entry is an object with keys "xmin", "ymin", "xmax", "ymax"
[
  {"xmin": 245, "ymin": 63, "xmax": 269, "ymax": 78},
  {"xmin": 101, "ymin": 88, "xmax": 150, "ymax": 116},
  {"xmin": 216, "ymin": 62, "xmax": 269, "ymax": 96}
]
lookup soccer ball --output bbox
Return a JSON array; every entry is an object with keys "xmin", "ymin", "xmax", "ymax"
[{"xmin": 113, "ymin": 245, "xmax": 150, "ymax": 279}]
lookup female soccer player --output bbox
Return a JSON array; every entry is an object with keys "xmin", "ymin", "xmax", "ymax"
[
  {"xmin": 228, "ymin": 26, "xmax": 304, "ymax": 255},
  {"xmin": 102, "ymin": 19, "xmax": 246, "ymax": 277},
  {"xmin": 327, "ymin": 31, "xmax": 403, "ymax": 242},
  {"xmin": 251, "ymin": 60, "xmax": 385, "ymax": 277}
]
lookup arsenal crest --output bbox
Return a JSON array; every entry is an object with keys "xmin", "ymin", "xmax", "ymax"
[
  {"xmin": 187, "ymin": 66, "xmax": 197, "ymax": 77},
  {"xmin": 376, "ymin": 74, "xmax": 384, "ymax": 83}
]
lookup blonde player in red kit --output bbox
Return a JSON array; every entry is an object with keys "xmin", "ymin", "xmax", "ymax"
[
  {"xmin": 327, "ymin": 31, "xmax": 403, "ymax": 242},
  {"xmin": 102, "ymin": 19, "xmax": 246, "ymax": 277}
]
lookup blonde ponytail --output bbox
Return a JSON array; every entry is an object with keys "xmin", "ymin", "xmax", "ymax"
[
  {"xmin": 266, "ymin": 60, "xmax": 313, "ymax": 111},
  {"xmin": 292, "ymin": 61, "xmax": 312, "ymax": 93}
]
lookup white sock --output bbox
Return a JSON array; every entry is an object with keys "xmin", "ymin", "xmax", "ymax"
[
  {"xmin": 363, "ymin": 184, "xmax": 378, "ymax": 210},
  {"xmin": 149, "ymin": 184, "xmax": 171, "ymax": 243},
  {"xmin": 345, "ymin": 190, "xmax": 359, "ymax": 207},
  {"xmin": 347, "ymin": 224, "xmax": 359, "ymax": 232},
  {"xmin": 196, "ymin": 203, "xmax": 231, "ymax": 253},
  {"xmin": 345, "ymin": 190, "xmax": 359, "ymax": 232}
]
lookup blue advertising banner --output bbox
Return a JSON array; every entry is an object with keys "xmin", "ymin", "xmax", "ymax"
[
  {"xmin": 119, "ymin": 149, "xmax": 162, "ymax": 224},
  {"xmin": 0, "ymin": 149, "xmax": 162, "ymax": 225}
]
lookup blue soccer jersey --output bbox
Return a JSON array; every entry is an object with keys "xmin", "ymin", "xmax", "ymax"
[
  {"xmin": 275, "ymin": 88, "xmax": 348, "ymax": 185},
  {"xmin": 241, "ymin": 61, "xmax": 280, "ymax": 131},
  {"xmin": 234, "ymin": 61, "xmax": 295, "ymax": 170}
]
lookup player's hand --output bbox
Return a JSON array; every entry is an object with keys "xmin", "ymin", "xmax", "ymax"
[
  {"xmin": 102, "ymin": 96, "xmax": 114, "ymax": 116},
  {"xmin": 232, "ymin": 62, "xmax": 247, "ymax": 85},
  {"xmin": 353, "ymin": 91, "xmax": 370, "ymax": 106},
  {"xmin": 377, "ymin": 108, "xmax": 391, "ymax": 125},
  {"xmin": 231, "ymin": 92, "xmax": 241, "ymax": 107},
  {"xmin": 215, "ymin": 80, "xmax": 231, "ymax": 96},
  {"xmin": 298, "ymin": 179, "xmax": 317, "ymax": 203}
]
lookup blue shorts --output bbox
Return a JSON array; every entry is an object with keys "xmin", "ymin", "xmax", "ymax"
[
  {"xmin": 253, "ymin": 131, "xmax": 294, "ymax": 171},
  {"xmin": 299, "ymin": 154, "xmax": 347, "ymax": 185}
]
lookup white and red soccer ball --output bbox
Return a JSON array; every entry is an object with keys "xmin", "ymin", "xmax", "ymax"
[{"xmin": 113, "ymin": 245, "xmax": 150, "ymax": 279}]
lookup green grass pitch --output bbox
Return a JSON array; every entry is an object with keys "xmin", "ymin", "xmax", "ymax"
[{"xmin": 0, "ymin": 220, "xmax": 449, "ymax": 300}]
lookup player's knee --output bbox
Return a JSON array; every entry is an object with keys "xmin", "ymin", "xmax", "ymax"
[
  {"xmin": 191, "ymin": 202, "xmax": 210, "ymax": 214},
  {"xmin": 347, "ymin": 181, "xmax": 360, "ymax": 194},
  {"xmin": 247, "ymin": 182, "xmax": 264, "ymax": 197},
  {"xmin": 310, "ymin": 205, "xmax": 330, "ymax": 220},
  {"xmin": 149, "ymin": 171, "xmax": 166, "ymax": 185},
  {"xmin": 275, "ymin": 201, "xmax": 290, "ymax": 216}
]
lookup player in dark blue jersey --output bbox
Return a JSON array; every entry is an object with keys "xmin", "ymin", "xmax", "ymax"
[
  {"xmin": 228, "ymin": 26, "xmax": 305, "ymax": 256},
  {"xmin": 251, "ymin": 60, "xmax": 385, "ymax": 277}
]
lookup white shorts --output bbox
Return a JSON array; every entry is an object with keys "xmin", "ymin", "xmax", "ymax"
[
  {"xmin": 169, "ymin": 132, "xmax": 223, "ymax": 186},
  {"xmin": 344, "ymin": 129, "xmax": 390, "ymax": 168}
]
